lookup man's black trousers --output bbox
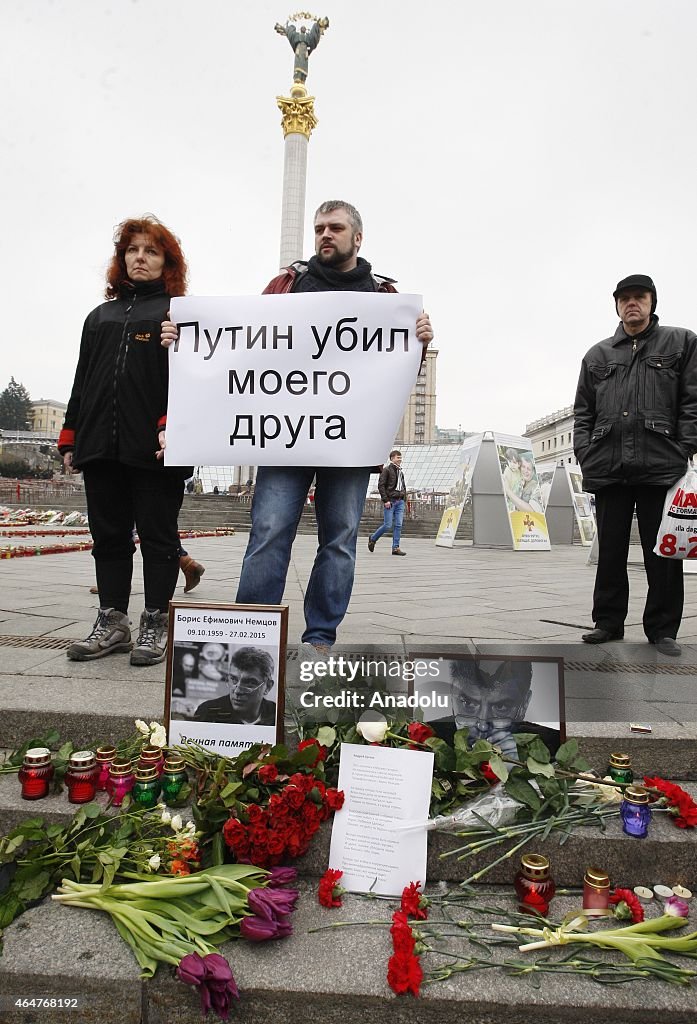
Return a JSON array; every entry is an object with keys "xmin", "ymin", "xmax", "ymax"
[
  {"xmin": 82, "ymin": 460, "xmax": 183, "ymax": 613},
  {"xmin": 593, "ymin": 483, "xmax": 683, "ymax": 640}
]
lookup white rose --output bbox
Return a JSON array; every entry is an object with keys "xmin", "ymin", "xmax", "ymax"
[
  {"xmin": 148, "ymin": 854, "xmax": 161, "ymax": 871},
  {"xmin": 356, "ymin": 713, "xmax": 388, "ymax": 744},
  {"xmin": 135, "ymin": 719, "xmax": 150, "ymax": 735},
  {"xmin": 150, "ymin": 725, "xmax": 167, "ymax": 748},
  {"xmin": 170, "ymin": 814, "xmax": 183, "ymax": 832}
]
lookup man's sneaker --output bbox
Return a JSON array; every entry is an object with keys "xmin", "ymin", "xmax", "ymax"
[
  {"xmin": 180, "ymin": 555, "xmax": 205, "ymax": 593},
  {"xmin": 298, "ymin": 641, "xmax": 331, "ymax": 664},
  {"xmin": 130, "ymin": 609, "xmax": 169, "ymax": 666},
  {"xmin": 67, "ymin": 608, "xmax": 132, "ymax": 661}
]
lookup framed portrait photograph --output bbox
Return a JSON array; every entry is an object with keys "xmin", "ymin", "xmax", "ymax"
[
  {"xmin": 408, "ymin": 654, "xmax": 566, "ymax": 759},
  {"xmin": 165, "ymin": 603, "xmax": 288, "ymax": 755}
]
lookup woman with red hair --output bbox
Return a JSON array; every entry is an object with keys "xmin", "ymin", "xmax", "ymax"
[{"xmin": 59, "ymin": 216, "xmax": 191, "ymax": 666}]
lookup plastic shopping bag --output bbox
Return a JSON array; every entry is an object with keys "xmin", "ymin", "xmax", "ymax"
[{"xmin": 653, "ymin": 464, "xmax": 697, "ymax": 559}]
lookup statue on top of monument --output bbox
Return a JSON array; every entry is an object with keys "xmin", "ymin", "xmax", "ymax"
[{"xmin": 275, "ymin": 13, "xmax": 329, "ymax": 85}]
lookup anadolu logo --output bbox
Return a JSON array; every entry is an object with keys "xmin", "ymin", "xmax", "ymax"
[{"xmin": 668, "ymin": 487, "xmax": 697, "ymax": 519}]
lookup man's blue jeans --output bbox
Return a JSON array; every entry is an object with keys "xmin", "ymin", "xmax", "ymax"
[
  {"xmin": 369, "ymin": 498, "xmax": 405, "ymax": 549},
  {"xmin": 235, "ymin": 466, "xmax": 371, "ymax": 648}
]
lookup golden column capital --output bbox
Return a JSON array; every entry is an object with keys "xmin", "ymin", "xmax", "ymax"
[{"xmin": 277, "ymin": 85, "xmax": 318, "ymax": 139}]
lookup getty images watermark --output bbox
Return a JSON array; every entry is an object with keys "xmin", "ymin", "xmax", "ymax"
[{"xmin": 298, "ymin": 656, "xmax": 446, "ymax": 711}]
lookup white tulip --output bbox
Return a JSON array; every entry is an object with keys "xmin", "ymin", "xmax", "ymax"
[
  {"xmin": 135, "ymin": 719, "xmax": 150, "ymax": 735},
  {"xmin": 356, "ymin": 714, "xmax": 389, "ymax": 744}
]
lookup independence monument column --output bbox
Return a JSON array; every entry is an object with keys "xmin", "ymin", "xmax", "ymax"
[{"xmin": 274, "ymin": 13, "xmax": 329, "ymax": 269}]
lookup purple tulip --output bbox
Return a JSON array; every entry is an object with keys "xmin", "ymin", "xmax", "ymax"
[
  {"xmin": 268, "ymin": 866, "xmax": 298, "ymax": 887},
  {"xmin": 176, "ymin": 951, "xmax": 207, "ymax": 986},
  {"xmin": 665, "ymin": 896, "xmax": 690, "ymax": 918},
  {"xmin": 177, "ymin": 952, "xmax": 239, "ymax": 1020},
  {"xmin": 240, "ymin": 913, "xmax": 293, "ymax": 942},
  {"xmin": 247, "ymin": 886, "xmax": 299, "ymax": 921}
]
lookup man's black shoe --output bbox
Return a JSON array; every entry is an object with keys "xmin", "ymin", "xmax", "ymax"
[
  {"xmin": 581, "ymin": 628, "xmax": 624, "ymax": 644},
  {"xmin": 368, "ymin": 537, "xmax": 375, "ymax": 553},
  {"xmin": 651, "ymin": 637, "xmax": 681, "ymax": 657}
]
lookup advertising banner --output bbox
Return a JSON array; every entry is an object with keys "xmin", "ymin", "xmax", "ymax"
[
  {"xmin": 495, "ymin": 436, "xmax": 551, "ymax": 550},
  {"xmin": 435, "ymin": 434, "xmax": 483, "ymax": 547}
]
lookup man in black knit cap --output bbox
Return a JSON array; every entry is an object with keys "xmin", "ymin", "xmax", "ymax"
[{"xmin": 573, "ymin": 274, "xmax": 697, "ymax": 656}]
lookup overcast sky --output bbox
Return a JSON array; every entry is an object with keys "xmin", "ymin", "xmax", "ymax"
[{"xmin": 2, "ymin": 0, "xmax": 695, "ymax": 435}]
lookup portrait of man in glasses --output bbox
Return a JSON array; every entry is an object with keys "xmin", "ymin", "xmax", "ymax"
[
  {"xmin": 426, "ymin": 658, "xmax": 561, "ymax": 759},
  {"xmin": 193, "ymin": 645, "xmax": 277, "ymax": 726}
]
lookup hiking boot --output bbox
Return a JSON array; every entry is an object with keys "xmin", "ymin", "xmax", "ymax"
[
  {"xmin": 180, "ymin": 555, "xmax": 205, "ymax": 593},
  {"xmin": 67, "ymin": 608, "xmax": 132, "ymax": 661},
  {"xmin": 130, "ymin": 609, "xmax": 169, "ymax": 666}
]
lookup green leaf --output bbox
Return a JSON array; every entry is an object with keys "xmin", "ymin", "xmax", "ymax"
[
  {"xmin": 17, "ymin": 869, "xmax": 52, "ymax": 902},
  {"xmin": 220, "ymin": 781, "xmax": 243, "ymax": 801},
  {"xmin": 554, "ymin": 739, "xmax": 579, "ymax": 766},
  {"xmin": 526, "ymin": 738, "xmax": 552, "ymax": 764},
  {"xmin": 0, "ymin": 835, "xmax": 24, "ymax": 858},
  {"xmin": 315, "ymin": 726, "xmax": 336, "ymax": 748},
  {"xmin": 487, "ymin": 754, "xmax": 509, "ymax": 783},
  {"xmin": 526, "ymin": 757, "xmax": 555, "ymax": 778},
  {"xmin": 504, "ymin": 777, "xmax": 542, "ymax": 811},
  {"xmin": 425, "ymin": 737, "xmax": 456, "ymax": 772}
]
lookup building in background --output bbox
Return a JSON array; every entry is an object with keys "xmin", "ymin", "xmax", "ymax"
[
  {"xmin": 524, "ymin": 405, "xmax": 575, "ymax": 464},
  {"xmin": 29, "ymin": 400, "xmax": 66, "ymax": 439},
  {"xmin": 434, "ymin": 425, "xmax": 469, "ymax": 444},
  {"xmin": 395, "ymin": 348, "xmax": 437, "ymax": 444}
]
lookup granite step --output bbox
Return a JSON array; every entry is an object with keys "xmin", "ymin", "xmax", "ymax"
[
  {"xmin": 2, "ymin": 643, "xmax": 696, "ymax": 781},
  {"xmin": 1, "ymin": 884, "xmax": 696, "ymax": 1024}
]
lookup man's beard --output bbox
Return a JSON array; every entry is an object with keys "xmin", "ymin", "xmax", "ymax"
[{"xmin": 316, "ymin": 242, "xmax": 357, "ymax": 267}]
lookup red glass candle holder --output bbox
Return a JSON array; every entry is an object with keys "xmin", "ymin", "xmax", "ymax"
[
  {"xmin": 65, "ymin": 750, "xmax": 100, "ymax": 804},
  {"xmin": 583, "ymin": 867, "xmax": 611, "ymax": 913},
  {"xmin": 514, "ymin": 854, "xmax": 555, "ymax": 916},
  {"xmin": 18, "ymin": 747, "xmax": 54, "ymax": 800}
]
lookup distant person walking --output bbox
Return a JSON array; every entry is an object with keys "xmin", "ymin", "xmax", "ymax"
[{"xmin": 368, "ymin": 450, "xmax": 408, "ymax": 556}]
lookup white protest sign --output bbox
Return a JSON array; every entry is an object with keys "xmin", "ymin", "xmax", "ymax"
[
  {"xmin": 328, "ymin": 743, "xmax": 433, "ymax": 895},
  {"xmin": 165, "ymin": 292, "xmax": 423, "ymax": 467}
]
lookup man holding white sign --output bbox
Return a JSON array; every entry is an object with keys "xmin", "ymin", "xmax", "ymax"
[{"xmin": 162, "ymin": 200, "xmax": 433, "ymax": 656}]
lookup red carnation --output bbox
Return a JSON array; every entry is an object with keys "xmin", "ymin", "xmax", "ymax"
[
  {"xmin": 298, "ymin": 738, "xmax": 328, "ymax": 767},
  {"xmin": 387, "ymin": 950, "xmax": 423, "ymax": 996},
  {"xmin": 400, "ymin": 881, "xmax": 428, "ymax": 920},
  {"xmin": 407, "ymin": 722, "xmax": 435, "ymax": 746},
  {"xmin": 609, "ymin": 888, "xmax": 644, "ymax": 923},
  {"xmin": 318, "ymin": 868, "xmax": 345, "ymax": 908},
  {"xmin": 644, "ymin": 776, "xmax": 697, "ymax": 828},
  {"xmin": 390, "ymin": 911, "xmax": 416, "ymax": 955}
]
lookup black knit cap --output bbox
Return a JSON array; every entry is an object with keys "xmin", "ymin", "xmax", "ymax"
[{"xmin": 613, "ymin": 274, "xmax": 657, "ymax": 313}]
